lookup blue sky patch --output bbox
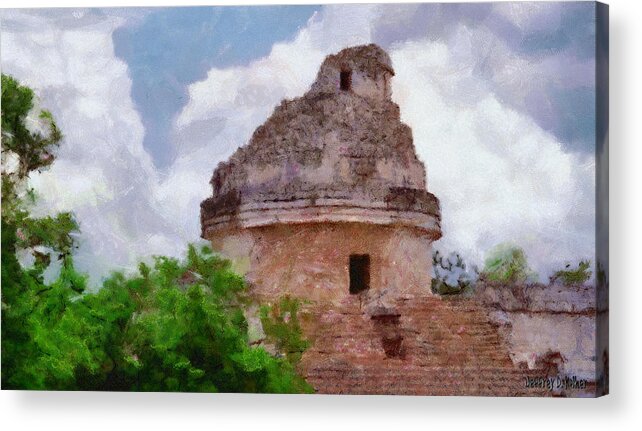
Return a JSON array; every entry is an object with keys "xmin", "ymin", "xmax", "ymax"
[{"xmin": 113, "ymin": 6, "xmax": 319, "ymax": 168}]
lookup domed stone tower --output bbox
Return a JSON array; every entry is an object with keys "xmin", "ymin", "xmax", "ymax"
[
  {"xmin": 201, "ymin": 44, "xmax": 441, "ymax": 304},
  {"xmin": 200, "ymin": 46, "xmax": 550, "ymax": 396}
]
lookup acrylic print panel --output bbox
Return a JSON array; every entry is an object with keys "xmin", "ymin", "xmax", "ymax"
[{"xmin": 0, "ymin": 2, "xmax": 608, "ymax": 397}]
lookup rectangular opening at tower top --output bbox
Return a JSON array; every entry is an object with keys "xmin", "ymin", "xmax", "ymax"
[
  {"xmin": 349, "ymin": 254, "xmax": 370, "ymax": 294},
  {"xmin": 340, "ymin": 70, "xmax": 351, "ymax": 91}
]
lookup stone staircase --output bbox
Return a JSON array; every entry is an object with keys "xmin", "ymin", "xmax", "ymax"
[
  {"xmin": 298, "ymin": 294, "xmax": 553, "ymax": 396},
  {"xmin": 303, "ymin": 363, "xmax": 551, "ymax": 396}
]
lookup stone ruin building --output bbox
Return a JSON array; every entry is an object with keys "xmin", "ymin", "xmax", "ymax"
[
  {"xmin": 201, "ymin": 44, "xmax": 441, "ymax": 302},
  {"xmin": 201, "ymin": 44, "xmax": 595, "ymax": 396}
]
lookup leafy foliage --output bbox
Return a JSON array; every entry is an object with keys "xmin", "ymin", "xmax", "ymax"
[
  {"xmin": 260, "ymin": 296, "xmax": 310, "ymax": 365},
  {"xmin": 90, "ymin": 246, "xmax": 311, "ymax": 393},
  {"xmin": 480, "ymin": 243, "xmax": 538, "ymax": 285},
  {"xmin": 3, "ymin": 242, "xmax": 313, "ymax": 392},
  {"xmin": 550, "ymin": 260, "xmax": 592, "ymax": 286},
  {"xmin": 1, "ymin": 74, "xmax": 79, "ymax": 269},
  {"xmin": 431, "ymin": 250, "xmax": 477, "ymax": 296},
  {"xmin": 1, "ymin": 74, "xmax": 61, "ymax": 181},
  {"xmin": 2, "ymin": 73, "xmax": 83, "ymax": 389},
  {"xmin": 1, "ymin": 74, "xmax": 312, "ymax": 393}
]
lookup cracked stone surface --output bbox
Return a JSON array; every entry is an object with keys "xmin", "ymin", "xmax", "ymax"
[{"xmin": 201, "ymin": 44, "xmax": 440, "ymax": 238}]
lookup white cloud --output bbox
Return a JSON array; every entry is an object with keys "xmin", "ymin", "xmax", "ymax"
[
  {"xmin": 1, "ymin": 9, "xmax": 188, "ymax": 287},
  {"xmin": 493, "ymin": 2, "xmax": 564, "ymax": 34},
  {"xmin": 1, "ymin": 5, "xmax": 596, "ymax": 286},
  {"xmin": 390, "ymin": 33, "xmax": 595, "ymax": 278}
]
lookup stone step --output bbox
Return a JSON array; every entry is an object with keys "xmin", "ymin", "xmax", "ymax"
[{"xmin": 298, "ymin": 295, "xmax": 537, "ymax": 396}]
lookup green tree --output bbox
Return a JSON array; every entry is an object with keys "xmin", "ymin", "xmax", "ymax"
[
  {"xmin": 1, "ymin": 74, "xmax": 61, "ymax": 182},
  {"xmin": 1, "ymin": 74, "xmax": 312, "ymax": 393},
  {"xmin": 2, "ymin": 74, "xmax": 82, "ymax": 388}
]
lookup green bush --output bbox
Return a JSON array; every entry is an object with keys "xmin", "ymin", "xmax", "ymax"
[
  {"xmin": 431, "ymin": 250, "xmax": 476, "ymax": 295},
  {"xmin": 550, "ymin": 260, "xmax": 592, "ymax": 286},
  {"xmin": 480, "ymin": 243, "xmax": 537, "ymax": 284},
  {"xmin": 260, "ymin": 296, "xmax": 311, "ymax": 365}
]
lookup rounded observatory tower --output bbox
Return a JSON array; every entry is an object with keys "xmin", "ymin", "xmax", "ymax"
[{"xmin": 200, "ymin": 44, "xmax": 441, "ymax": 303}]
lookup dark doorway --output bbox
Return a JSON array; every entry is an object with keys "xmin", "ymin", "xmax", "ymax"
[
  {"xmin": 349, "ymin": 254, "xmax": 370, "ymax": 294},
  {"xmin": 340, "ymin": 70, "xmax": 352, "ymax": 91}
]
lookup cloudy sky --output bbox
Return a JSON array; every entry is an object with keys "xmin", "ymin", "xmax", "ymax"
[{"xmin": 1, "ymin": 3, "xmax": 597, "ymax": 285}]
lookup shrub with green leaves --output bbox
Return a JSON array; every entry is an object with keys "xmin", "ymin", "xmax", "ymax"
[
  {"xmin": 431, "ymin": 250, "xmax": 477, "ymax": 295},
  {"xmin": 92, "ymin": 246, "xmax": 312, "ymax": 393},
  {"xmin": 260, "ymin": 296, "xmax": 310, "ymax": 365},
  {"xmin": 3, "ymin": 242, "xmax": 313, "ymax": 393},
  {"xmin": 480, "ymin": 243, "xmax": 538, "ymax": 285},
  {"xmin": 550, "ymin": 260, "xmax": 592, "ymax": 286}
]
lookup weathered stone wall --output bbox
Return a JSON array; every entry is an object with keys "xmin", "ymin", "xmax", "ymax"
[
  {"xmin": 209, "ymin": 222, "xmax": 434, "ymax": 303},
  {"xmin": 200, "ymin": 44, "xmax": 440, "ymax": 241},
  {"xmin": 494, "ymin": 313, "xmax": 596, "ymax": 380},
  {"xmin": 309, "ymin": 44, "xmax": 394, "ymax": 101},
  {"xmin": 297, "ymin": 294, "xmax": 559, "ymax": 396},
  {"xmin": 479, "ymin": 283, "xmax": 601, "ymax": 382}
]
